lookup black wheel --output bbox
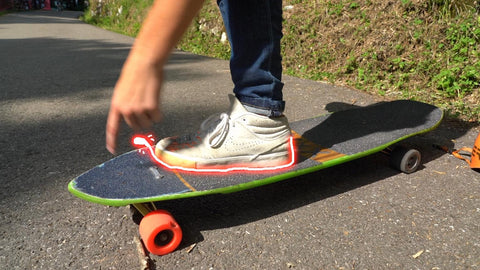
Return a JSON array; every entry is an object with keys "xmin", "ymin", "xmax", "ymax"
[{"xmin": 390, "ymin": 147, "xmax": 422, "ymax": 174}]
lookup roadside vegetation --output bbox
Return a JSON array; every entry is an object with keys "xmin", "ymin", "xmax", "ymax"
[{"xmin": 82, "ymin": 0, "xmax": 479, "ymax": 122}]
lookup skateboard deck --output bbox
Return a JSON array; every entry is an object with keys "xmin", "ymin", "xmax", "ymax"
[
  {"xmin": 69, "ymin": 100, "xmax": 443, "ymax": 206},
  {"xmin": 68, "ymin": 100, "xmax": 443, "ymax": 255}
]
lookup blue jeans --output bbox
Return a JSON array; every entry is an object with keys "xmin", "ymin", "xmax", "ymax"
[{"xmin": 217, "ymin": 0, "xmax": 284, "ymax": 117}]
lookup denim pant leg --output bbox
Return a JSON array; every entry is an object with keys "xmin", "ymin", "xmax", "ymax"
[{"xmin": 217, "ymin": 0, "xmax": 285, "ymax": 116}]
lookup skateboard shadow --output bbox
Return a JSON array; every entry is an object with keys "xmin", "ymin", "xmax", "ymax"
[{"xmin": 296, "ymin": 100, "xmax": 443, "ymax": 161}]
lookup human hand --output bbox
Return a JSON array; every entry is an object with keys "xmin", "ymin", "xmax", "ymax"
[
  {"xmin": 104, "ymin": 0, "xmax": 206, "ymax": 154},
  {"xmin": 106, "ymin": 55, "xmax": 163, "ymax": 154}
]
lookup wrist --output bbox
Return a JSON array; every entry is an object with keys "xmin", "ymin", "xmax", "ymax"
[{"xmin": 128, "ymin": 42, "xmax": 168, "ymax": 69}]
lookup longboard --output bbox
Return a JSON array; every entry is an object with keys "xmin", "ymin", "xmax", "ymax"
[{"xmin": 68, "ymin": 100, "xmax": 443, "ymax": 255}]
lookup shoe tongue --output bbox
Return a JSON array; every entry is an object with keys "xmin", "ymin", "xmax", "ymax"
[{"xmin": 228, "ymin": 94, "xmax": 249, "ymax": 117}]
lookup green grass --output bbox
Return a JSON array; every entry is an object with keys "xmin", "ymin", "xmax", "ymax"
[
  {"xmin": 81, "ymin": 0, "xmax": 479, "ymax": 123},
  {"xmin": 81, "ymin": 0, "xmax": 153, "ymax": 36}
]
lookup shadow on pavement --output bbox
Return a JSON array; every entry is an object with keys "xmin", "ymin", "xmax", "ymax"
[{"xmin": 0, "ymin": 32, "xmax": 216, "ymax": 211}]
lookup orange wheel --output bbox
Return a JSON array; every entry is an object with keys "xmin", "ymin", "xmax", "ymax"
[{"xmin": 139, "ymin": 210, "xmax": 182, "ymax": 256}]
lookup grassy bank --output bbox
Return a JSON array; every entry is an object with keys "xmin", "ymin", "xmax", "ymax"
[{"xmin": 83, "ymin": 0, "xmax": 479, "ymax": 122}]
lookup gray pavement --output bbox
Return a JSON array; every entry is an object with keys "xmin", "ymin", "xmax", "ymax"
[{"xmin": 1, "ymin": 10, "xmax": 479, "ymax": 269}]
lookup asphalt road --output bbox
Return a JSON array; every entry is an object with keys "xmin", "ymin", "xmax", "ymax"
[{"xmin": 1, "ymin": 10, "xmax": 479, "ymax": 269}]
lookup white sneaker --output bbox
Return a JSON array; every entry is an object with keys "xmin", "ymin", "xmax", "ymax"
[{"xmin": 155, "ymin": 95, "xmax": 291, "ymax": 169}]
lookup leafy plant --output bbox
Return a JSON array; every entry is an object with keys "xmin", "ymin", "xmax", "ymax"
[{"xmin": 82, "ymin": 0, "xmax": 480, "ymax": 122}]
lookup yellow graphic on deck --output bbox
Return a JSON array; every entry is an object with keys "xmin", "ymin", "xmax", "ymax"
[{"xmin": 291, "ymin": 130, "xmax": 346, "ymax": 163}]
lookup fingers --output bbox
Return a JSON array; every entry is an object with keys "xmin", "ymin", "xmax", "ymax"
[
  {"xmin": 106, "ymin": 61, "xmax": 163, "ymax": 154},
  {"xmin": 106, "ymin": 106, "xmax": 162, "ymax": 155},
  {"xmin": 124, "ymin": 108, "xmax": 162, "ymax": 131},
  {"xmin": 106, "ymin": 108, "xmax": 121, "ymax": 155},
  {"xmin": 148, "ymin": 108, "xmax": 162, "ymax": 123}
]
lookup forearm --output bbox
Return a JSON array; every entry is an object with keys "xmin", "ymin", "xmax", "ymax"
[{"xmin": 130, "ymin": 0, "xmax": 205, "ymax": 67}]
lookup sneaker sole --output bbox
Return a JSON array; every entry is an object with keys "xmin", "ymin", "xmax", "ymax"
[{"xmin": 155, "ymin": 148, "xmax": 290, "ymax": 170}]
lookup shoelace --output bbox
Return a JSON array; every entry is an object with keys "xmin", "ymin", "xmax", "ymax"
[{"xmin": 200, "ymin": 113, "xmax": 230, "ymax": 148}]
